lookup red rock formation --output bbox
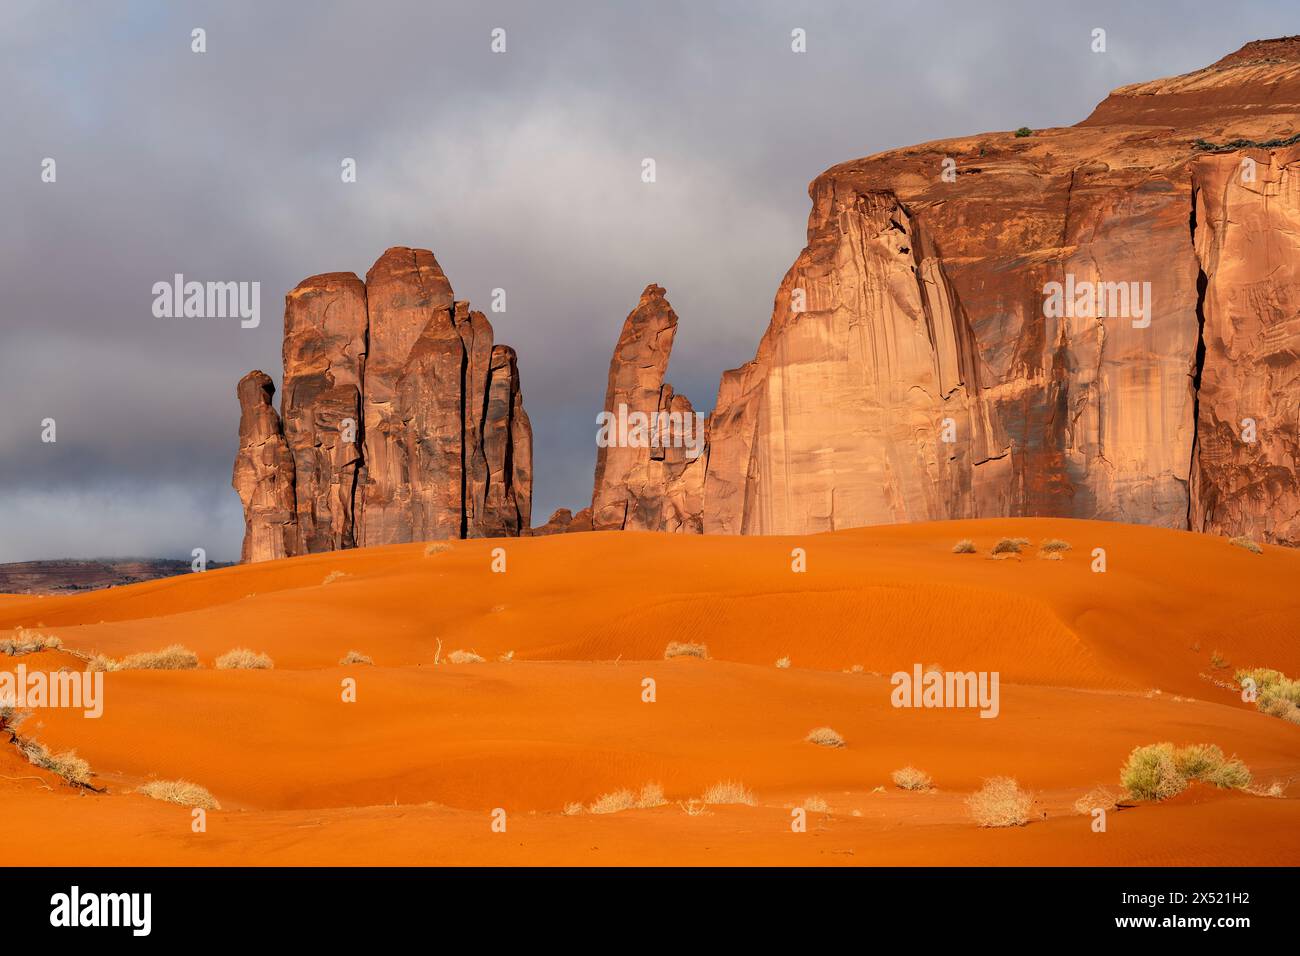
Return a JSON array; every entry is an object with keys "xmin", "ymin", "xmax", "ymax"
[
  {"xmin": 232, "ymin": 371, "xmax": 297, "ymax": 562},
  {"xmin": 699, "ymin": 38, "xmax": 1300, "ymax": 545},
  {"xmin": 281, "ymin": 272, "xmax": 366, "ymax": 553},
  {"xmin": 590, "ymin": 285, "xmax": 705, "ymax": 532},
  {"xmin": 1190, "ymin": 148, "xmax": 1300, "ymax": 544},
  {"xmin": 234, "ymin": 249, "xmax": 532, "ymax": 562}
]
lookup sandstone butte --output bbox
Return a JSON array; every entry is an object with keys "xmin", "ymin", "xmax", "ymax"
[
  {"xmin": 572, "ymin": 37, "xmax": 1300, "ymax": 547},
  {"xmin": 233, "ymin": 248, "xmax": 532, "ymax": 562},
  {"xmin": 241, "ymin": 39, "xmax": 1300, "ymax": 558}
]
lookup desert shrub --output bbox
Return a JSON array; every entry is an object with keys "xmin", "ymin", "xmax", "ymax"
[
  {"xmin": 339, "ymin": 650, "xmax": 373, "ymax": 666},
  {"xmin": 86, "ymin": 655, "xmax": 119, "ymax": 673},
  {"xmin": 445, "ymin": 649, "xmax": 485, "ymax": 664},
  {"xmin": 216, "ymin": 648, "xmax": 274, "ymax": 670},
  {"xmin": 498, "ymin": 650, "xmax": 515, "ymax": 662},
  {"xmin": 1120, "ymin": 743, "xmax": 1186, "ymax": 800},
  {"xmin": 1209, "ymin": 650, "xmax": 1229, "ymax": 670},
  {"xmin": 1174, "ymin": 744, "xmax": 1251, "ymax": 790},
  {"xmin": 138, "ymin": 779, "xmax": 220, "ymax": 810},
  {"xmin": 636, "ymin": 782, "xmax": 667, "ymax": 808},
  {"xmin": 802, "ymin": 795, "xmax": 829, "ymax": 813},
  {"xmin": 702, "ymin": 780, "xmax": 756, "ymax": 806},
  {"xmin": 424, "ymin": 542, "xmax": 452, "ymax": 557},
  {"xmin": 1237, "ymin": 668, "xmax": 1300, "ymax": 709},
  {"xmin": 1259, "ymin": 695, "xmax": 1300, "ymax": 724},
  {"xmin": 321, "ymin": 570, "xmax": 347, "ymax": 585},
  {"xmin": 805, "ymin": 726, "xmax": 845, "ymax": 748},
  {"xmin": 1072, "ymin": 786, "xmax": 1118, "ymax": 815},
  {"xmin": 1040, "ymin": 539, "xmax": 1071, "ymax": 553},
  {"xmin": 967, "ymin": 776, "xmax": 1032, "ymax": 827},
  {"xmin": 952, "ymin": 539, "xmax": 977, "ymax": 554},
  {"xmin": 22, "ymin": 742, "xmax": 92, "ymax": 786},
  {"xmin": 1015, "ymin": 127, "xmax": 1033, "ymax": 137},
  {"xmin": 561, "ymin": 802, "xmax": 584, "ymax": 816},
  {"xmin": 118, "ymin": 645, "xmax": 199, "ymax": 671},
  {"xmin": 0, "ymin": 632, "xmax": 63, "ymax": 656},
  {"xmin": 1121, "ymin": 742, "xmax": 1250, "ymax": 800},
  {"xmin": 589, "ymin": 789, "xmax": 636, "ymax": 814},
  {"xmin": 992, "ymin": 537, "xmax": 1029, "ymax": 555},
  {"xmin": 891, "ymin": 766, "xmax": 933, "ymax": 791},
  {"xmin": 664, "ymin": 641, "xmax": 708, "ymax": 660},
  {"xmin": 1229, "ymin": 535, "xmax": 1262, "ymax": 554},
  {"xmin": 775, "ymin": 656, "xmax": 791, "ymax": 669}
]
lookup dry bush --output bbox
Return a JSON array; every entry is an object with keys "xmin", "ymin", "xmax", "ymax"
[
  {"xmin": 322, "ymin": 570, "xmax": 347, "ymax": 585},
  {"xmin": 1120, "ymin": 742, "xmax": 1251, "ymax": 800},
  {"xmin": 1209, "ymin": 650, "xmax": 1229, "ymax": 670},
  {"xmin": 775, "ymin": 656, "xmax": 791, "ymax": 669},
  {"xmin": 445, "ymin": 649, "xmax": 485, "ymax": 664},
  {"xmin": 138, "ymin": 779, "xmax": 220, "ymax": 810},
  {"xmin": 1039, "ymin": 539, "xmax": 1072, "ymax": 553},
  {"xmin": 1174, "ymin": 743, "xmax": 1251, "ymax": 790},
  {"xmin": 498, "ymin": 650, "xmax": 515, "ymax": 662},
  {"xmin": 664, "ymin": 641, "xmax": 708, "ymax": 660},
  {"xmin": 1251, "ymin": 780, "xmax": 1286, "ymax": 798},
  {"xmin": 216, "ymin": 648, "xmax": 274, "ymax": 670},
  {"xmin": 636, "ymin": 782, "xmax": 667, "ymax": 808},
  {"xmin": 805, "ymin": 726, "xmax": 845, "ymax": 748},
  {"xmin": 0, "ymin": 632, "xmax": 63, "ymax": 656},
  {"xmin": 424, "ymin": 541, "xmax": 452, "ymax": 557},
  {"xmin": 117, "ymin": 645, "xmax": 200, "ymax": 671},
  {"xmin": 802, "ymin": 795, "xmax": 829, "ymax": 813},
  {"xmin": 992, "ymin": 537, "xmax": 1028, "ymax": 555},
  {"xmin": 1072, "ymin": 786, "xmax": 1118, "ymax": 815},
  {"xmin": 702, "ymin": 780, "xmax": 756, "ymax": 806},
  {"xmin": 1120, "ymin": 743, "xmax": 1185, "ymax": 800},
  {"xmin": 678, "ymin": 798, "xmax": 708, "ymax": 816},
  {"xmin": 966, "ymin": 776, "xmax": 1033, "ymax": 827},
  {"xmin": 952, "ymin": 539, "xmax": 977, "ymax": 554},
  {"xmin": 1237, "ymin": 667, "xmax": 1300, "ymax": 724},
  {"xmin": 1229, "ymin": 535, "xmax": 1263, "ymax": 554},
  {"xmin": 339, "ymin": 650, "xmax": 373, "ymax": 665},
  {"xmin": 589, "ymin": 789, "xmax": 636, "ymax": 814},
  {"xmin": 86, "ymin": 655, "xmax": 120, "ymax": 673},
  {"xmin": 561, "ymin": 802, "xmax": 584, "ymax": 816},
  {"xmin": 22, "ymin": 741, "xmax": 92, "ymax": 787},
  {"xmin": 891, "ymin": 766, "xmax": 933, "ymax": 791}
]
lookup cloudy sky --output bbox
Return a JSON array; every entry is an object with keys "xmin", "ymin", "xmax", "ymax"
[{"xmin": 1, "ymin": 0, "xmax": 1289, "ymax": 561}]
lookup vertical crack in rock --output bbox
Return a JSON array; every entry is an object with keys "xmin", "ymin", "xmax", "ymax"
[{"xmin": 234, "ymin": 248, "xmax": 532, "ymax": 562}]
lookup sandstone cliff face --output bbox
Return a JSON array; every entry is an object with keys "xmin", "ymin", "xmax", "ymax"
[
  {"xmin": 694, "ymin": 38, "xmax": 1300, "ymax": 544},
  {"xmin": 233, "ymin": 248, "xmax": 532, "ymax": 562},
  {"xmin": 590, "ymin": 285, "xmax": 704, "ymax": 533},
  {"xmin": 1190, "ymin": 147, "xmax": 1300, "ymax": 544}
]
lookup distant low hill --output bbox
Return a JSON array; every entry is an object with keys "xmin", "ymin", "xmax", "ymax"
[{"xmin": 0, "ymin": 558, "xmax": 232, "ymax": 595}]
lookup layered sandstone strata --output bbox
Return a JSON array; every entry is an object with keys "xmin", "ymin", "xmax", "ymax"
[{"xmin": 233, "ymin": 248, "xmax": 532, "ymax": 562}]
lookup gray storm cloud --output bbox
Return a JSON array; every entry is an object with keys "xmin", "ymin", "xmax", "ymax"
[{"xmin": 0, "ymin": 0, "xmax": 1282, "ymax": 560}]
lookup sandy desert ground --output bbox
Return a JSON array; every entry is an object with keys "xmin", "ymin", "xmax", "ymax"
[{"xmin": 1, "ymin": 517, "xmax": 1297, "ymax": 866}]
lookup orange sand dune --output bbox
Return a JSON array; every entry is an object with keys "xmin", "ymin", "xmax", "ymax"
[{"xmin": 1, "ymin": 518, "xmax": 1297, "ymax": 866}]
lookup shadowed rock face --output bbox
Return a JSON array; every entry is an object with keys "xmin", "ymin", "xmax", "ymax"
[
  {"xmin": 232, "ymin": 371, "xmax": 296, "ymax": 562},
  {"xmin": 233, "ymin": 248, "xmax": 532, "ymax": 562},
  {"xmin": 282, "ymin": 272, "xmax": 367, "ymax": 553}
]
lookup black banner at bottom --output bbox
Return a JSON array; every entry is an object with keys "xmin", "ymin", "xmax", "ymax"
[{"xmin": 0, "ymin": 866, "xmax": 1287, "ymax": 940}]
